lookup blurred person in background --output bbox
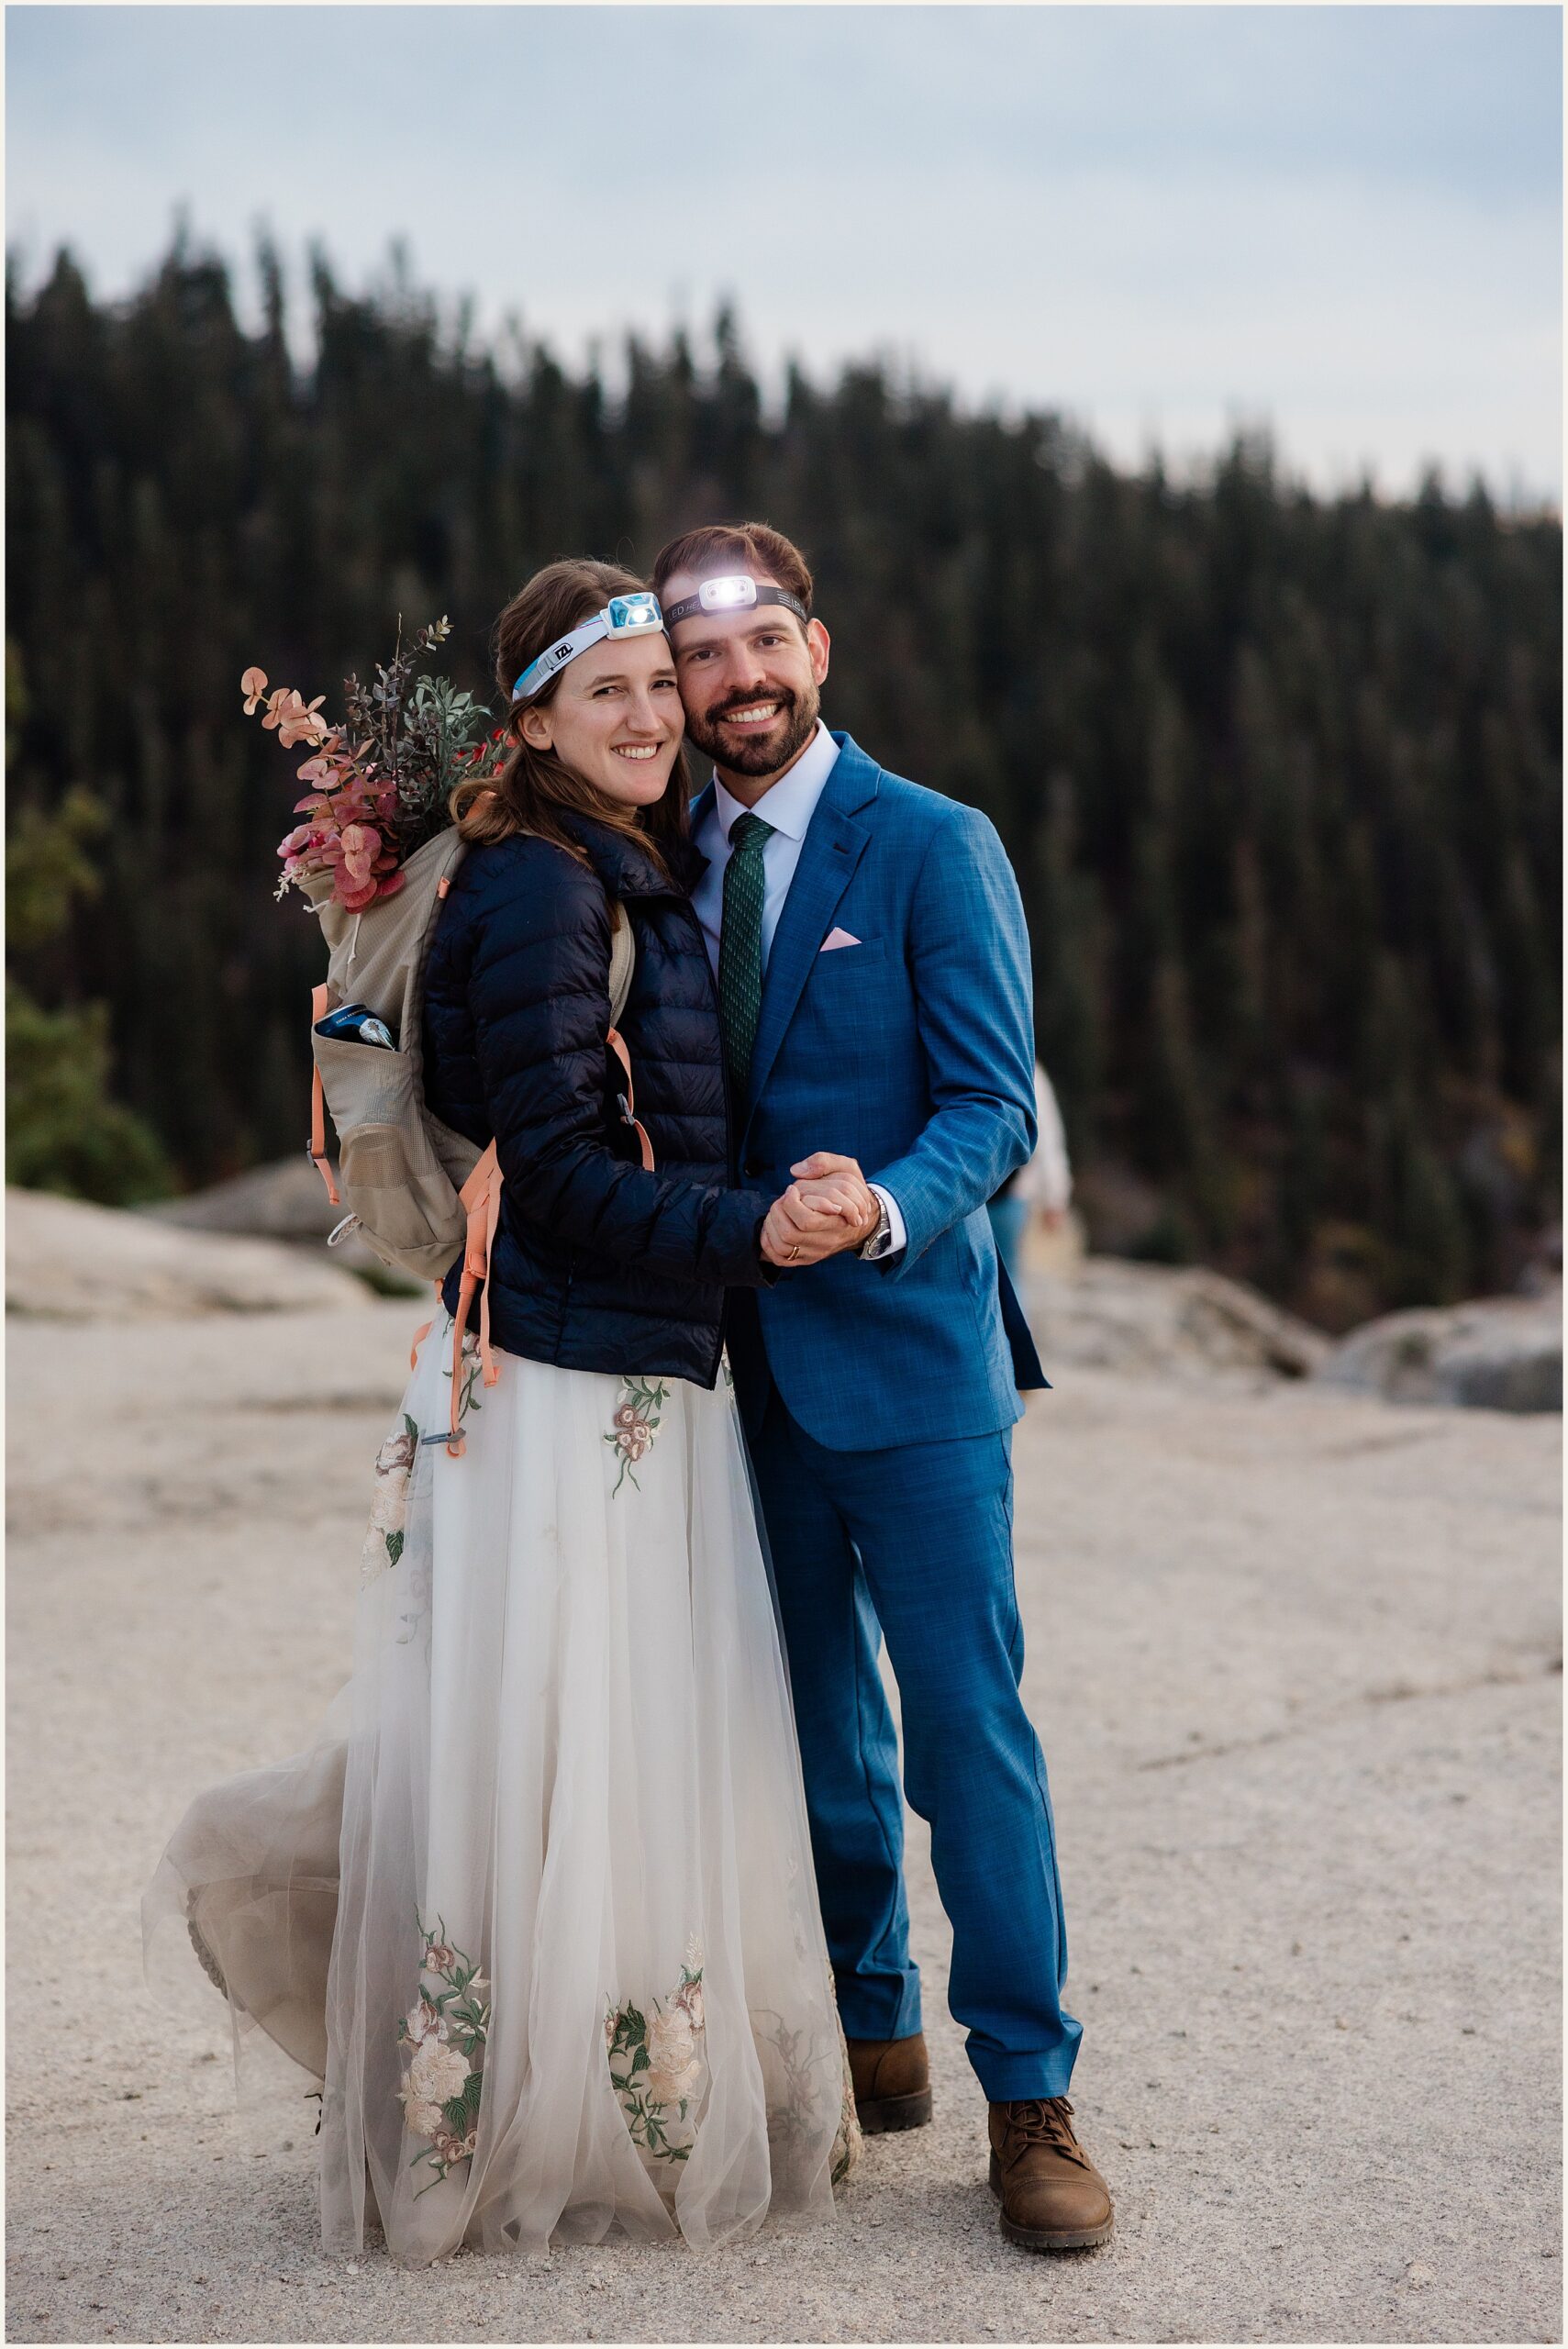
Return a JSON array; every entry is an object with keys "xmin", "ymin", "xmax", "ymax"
[{"xmin": 988, "ymin": 1061, "xmax": 1073, "ymax": 1285}]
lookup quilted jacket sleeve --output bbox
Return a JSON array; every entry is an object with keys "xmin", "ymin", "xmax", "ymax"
[{"xmin": 467, "ymin": 843, "xmax": 775, "ymax": 1287}]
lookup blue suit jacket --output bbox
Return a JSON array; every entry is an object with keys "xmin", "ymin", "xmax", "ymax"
[{"xmin": 705, "ymin": 732, "xmax": 1048, "ymax": 1452}]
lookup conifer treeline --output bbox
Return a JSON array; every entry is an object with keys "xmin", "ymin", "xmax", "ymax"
[{"xmin": 6, "ymin": 239, "xmax": 1561, "ymax": 1326}]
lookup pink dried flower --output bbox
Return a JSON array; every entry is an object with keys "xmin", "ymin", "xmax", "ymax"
[
  {"xmin": 339, "ymin": 822, "xmax": 382, "ymax": 886},
  {"xmin": 269, "ymin": 690, "xmax": 331, "ymax": 750},
  {"xmin": 256, "ymin": 619, "xmax": 493, "ymax": 910}
]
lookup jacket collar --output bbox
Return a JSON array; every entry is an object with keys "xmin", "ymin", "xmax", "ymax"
[
  {"xmin": 817, "ymin": 730, "xmax": 883, "ymax": 817},
  {"xmin": 688, "ymin": 729, "xmax": 882, "ymax": 845},
  {"xmin": 556, "ymin": 806, "xmax": 695, "ymax": 897}
]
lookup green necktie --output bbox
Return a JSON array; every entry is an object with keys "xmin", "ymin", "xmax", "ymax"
[{"xmin": 718, "ymin": 809, "xmax": 774, "ymax": 1097}]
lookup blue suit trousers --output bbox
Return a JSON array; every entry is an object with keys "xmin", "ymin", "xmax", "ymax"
[{"xmin": 749, "ymin": 1382, "xmax": 1082, "ymax": 2102}]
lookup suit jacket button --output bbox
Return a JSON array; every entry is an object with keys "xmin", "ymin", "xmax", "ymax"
[{"xmin": 745, "ymin": 1159, "xmax": 764, "ymax": 1178}]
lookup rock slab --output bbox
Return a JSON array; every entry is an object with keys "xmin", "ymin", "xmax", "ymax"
[
  {"xmin": 142, "ymin": 1158, "xmax": 425, "ymax": 1291},
  {"xmin": 1317, "ymin": 1293, "xmax": 1562, "ymax": 1413},
  {"xmin": 1027, "ymin": 1256, "xmax": 1329, "ymax": 1384},
  {"xmin": 6, "ymin": 1187, "xmax": 370, "ymax": 1319},
  {"xmin": 6, "ymin": 1309, "xmax": 1559, "ymax": 2344}
]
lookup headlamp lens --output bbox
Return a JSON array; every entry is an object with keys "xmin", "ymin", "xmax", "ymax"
[
  {"xmin": 698, "ymin": 576, "xmax": 759, "ymax": 612},
  {"xmin": 606, "ymin": 593, "xmax": 662, "ymax": 636}
]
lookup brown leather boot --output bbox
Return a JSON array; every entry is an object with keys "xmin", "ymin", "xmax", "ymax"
[
  {"xmin": 988, "ymin": 2098, "xmax": 1114, "ymax": 2250},
  {"xmin": 845, "ymin": 2032, "xmax": 933, "ymax": 2132}
]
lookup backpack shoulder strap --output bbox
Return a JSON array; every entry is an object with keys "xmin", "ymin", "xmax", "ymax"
[{"xmin": 606, "ymin": 900, "xmax": 636, "ymax": 1030}]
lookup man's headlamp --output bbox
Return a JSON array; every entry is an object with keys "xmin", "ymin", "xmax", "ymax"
[
  {"xmin": 662, "ymin": 575, "xmax": 810, "ymax": 630},
  {"xmin": 511, "ymin": 592, "xmax": 665, "ymax": 702}
]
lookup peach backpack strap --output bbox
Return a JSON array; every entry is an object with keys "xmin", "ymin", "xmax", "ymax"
[
  {"xmin": 607, "ymin": 1029, "xmax": 655, "ymax": 1172},
  {"xmin": 307, "ymin": 985, "xmax": 341, "ymax": 1206},
  {"xmin": 444, "ymin": 1142, "xmax": 504, "ymax": 1457}
]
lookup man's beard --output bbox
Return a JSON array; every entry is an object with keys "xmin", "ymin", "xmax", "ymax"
[{"xmin": 684, "ymin": 682, "xmax": 818, "ymax": 778}]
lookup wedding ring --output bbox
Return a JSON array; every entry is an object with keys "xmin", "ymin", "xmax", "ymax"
[{"xmin": 787, "ymin": 1243, "xmax": 801, "ymax": 1261}]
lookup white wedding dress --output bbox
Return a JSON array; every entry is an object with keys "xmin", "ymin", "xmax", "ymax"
[{"xmin": 144, "ymin": 1318, "xmax": 857, "ymax": 2264}]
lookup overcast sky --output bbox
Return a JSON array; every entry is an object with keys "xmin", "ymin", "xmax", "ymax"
[{"xmin": 6, "ymin": 5, "xmax": 1562, "ymax": 501}]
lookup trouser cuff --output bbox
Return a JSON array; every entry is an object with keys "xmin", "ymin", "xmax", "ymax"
[
  {"xmin": 834, "ymin": 1969, "xmax": 922, "ymax": 2043},
  {"xmin": 969, "ymin": 2043, "xmax": 1080, "ymax": 2103}
]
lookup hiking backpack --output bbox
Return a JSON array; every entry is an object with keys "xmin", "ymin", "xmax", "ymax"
[{"xmin": 302, "ymin": 825, "xmax": 649, "ymax": 1453}]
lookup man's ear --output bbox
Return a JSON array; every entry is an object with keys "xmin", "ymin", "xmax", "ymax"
[
  {"xmin": 518, "ymin": 704, "xmax": 553, "ymax": 752},
  {"xmin": 806, "ymin": 618, "xmax": 831, "ymax": 687}
]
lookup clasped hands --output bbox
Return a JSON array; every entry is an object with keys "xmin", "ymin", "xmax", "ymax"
[{"xmin": 760, "ymin": 1152, "xmax": 880, "ymax": 1268}]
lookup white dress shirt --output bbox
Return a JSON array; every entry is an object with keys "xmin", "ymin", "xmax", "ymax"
[
  {"xmin": 692, "ymin": 721, "xmax": 906, "ymax": 1253},
  {"xmin": 691, "ymin": 719, "xmax": 842, "ymax": 975}
]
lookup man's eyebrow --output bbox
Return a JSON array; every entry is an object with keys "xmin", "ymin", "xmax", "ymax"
[{"xmin": 673, "ymin": 618, "xmax": 790, "ymax": 648}]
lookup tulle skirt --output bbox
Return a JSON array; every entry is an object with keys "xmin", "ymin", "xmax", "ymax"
[{"xmin": 143, "ymin": 1319, "xmax": 857, "ymax": 2264}]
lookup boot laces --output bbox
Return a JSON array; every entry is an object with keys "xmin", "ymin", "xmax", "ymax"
[{"xmin": 1006, "ymin": 2097, "xmax": 1090, "ymax": 2168}]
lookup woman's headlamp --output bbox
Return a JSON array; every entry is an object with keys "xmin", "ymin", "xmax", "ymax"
[
  {"xmin": 511, "ymin": 592, "xmax": 665, "ymax": 702},
  {"xmin": 662, "ymin": 576, "xmax": 810, "ymax": 629}
]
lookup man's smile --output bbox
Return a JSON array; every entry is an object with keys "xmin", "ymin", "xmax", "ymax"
[{"xmin": 715, "ymin": 699, "xmax": 783, "ymax": 729}]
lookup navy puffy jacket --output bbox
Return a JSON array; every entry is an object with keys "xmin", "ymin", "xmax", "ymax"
[{"xmin": 421, "ymin": 808, "xmax": 776, "ymax": 1387}]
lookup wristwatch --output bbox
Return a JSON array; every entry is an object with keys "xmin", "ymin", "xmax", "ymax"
[{"xmin": 859, "ymin": 1193, "xmax": 895, "ymax": 1261}]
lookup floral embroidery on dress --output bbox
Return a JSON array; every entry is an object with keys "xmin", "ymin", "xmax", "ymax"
[
  {"xmin": 605, "ymin": 1375, "xmax": 671, "ymax": 1495},
  {"xmin": 396, "ymin": 1914, "xmax": 490, "ymax": 2193},
  {"xmin": 759, "ymin": 1992, "xmax": 862, "ymax": 2190},
  {"xmin": 360, "ymin": 1414, "xmax": 419, "ymax": 1576},
  {"xmin": 605, "ymin": 1941, "xmax": 706, "ymax": 2163},
  {"xmin": 719, "ymin": 1352, "xmax": 737, "ymax": 1398}
]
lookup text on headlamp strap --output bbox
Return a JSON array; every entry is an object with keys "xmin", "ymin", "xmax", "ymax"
[{"xmin": 511, "ymin": 593, "xmax": 665, "ymax": 702}]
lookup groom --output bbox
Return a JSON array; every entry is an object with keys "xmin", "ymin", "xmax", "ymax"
[{"xmin": 654, "ymin": 523, "xmax": 1114, "ymax": 2252}]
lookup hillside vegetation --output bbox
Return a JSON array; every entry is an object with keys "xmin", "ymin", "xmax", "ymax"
[{"xmin": 6, "ymin": 239, "xmax": 1561, "ymax": 1325}]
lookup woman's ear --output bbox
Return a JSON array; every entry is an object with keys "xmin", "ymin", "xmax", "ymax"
[{"xmin": 518, "ymin": 703, "xmax": 553, "ymax": 752}]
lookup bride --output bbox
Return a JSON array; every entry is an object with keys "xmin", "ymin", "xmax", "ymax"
[{"xmin": 144, "ymin": 560, "xmax": 865, "ymax": 2264}]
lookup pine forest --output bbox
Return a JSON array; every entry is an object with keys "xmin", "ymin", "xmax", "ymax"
[{"xmin": 6, "ymin": 239, "xmax": 1562, "ymax": 1329}]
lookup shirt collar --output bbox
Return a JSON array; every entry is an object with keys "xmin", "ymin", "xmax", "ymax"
[{"xmin": 709, "ymin": 721, "xmax": 840, "ymax": 847}]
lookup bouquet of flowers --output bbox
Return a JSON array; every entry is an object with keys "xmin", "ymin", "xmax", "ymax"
[{"xmin": 242, "ymin": 618, "xmax": 505, "ymax": 910}]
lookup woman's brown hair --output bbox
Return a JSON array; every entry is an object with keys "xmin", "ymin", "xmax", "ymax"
[{"xmin": 450, "ymin": 559, "xmax": 689, "ymax": 878}]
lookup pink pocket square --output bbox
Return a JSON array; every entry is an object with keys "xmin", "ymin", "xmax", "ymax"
[{"xmin": 820, "ymin": 927, "xmax": 862, "ymax": 952}]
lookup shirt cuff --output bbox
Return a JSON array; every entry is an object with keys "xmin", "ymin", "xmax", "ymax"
[{"xmin": 866, "ymin": 1184, "xmax": 907, "ymax": 1258}]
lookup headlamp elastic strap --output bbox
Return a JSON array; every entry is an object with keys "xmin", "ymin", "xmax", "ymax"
[
  {"xmin": 662, "ymin": 576, "xmax": 810, "ymax": 629},
  {"xmin": 511, "ymin": 592, "xmax": 665, "ymax": 702}
]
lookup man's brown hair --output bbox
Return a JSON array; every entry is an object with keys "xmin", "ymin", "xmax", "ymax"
[{"xmin": 651, "ymin": 522, "xmax": 814, "ymax": 622}]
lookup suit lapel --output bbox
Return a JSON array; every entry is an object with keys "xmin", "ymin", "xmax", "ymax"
[{"xmin": 743, "ymin": 739, "xmax": 880, "ymax": 1131}]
